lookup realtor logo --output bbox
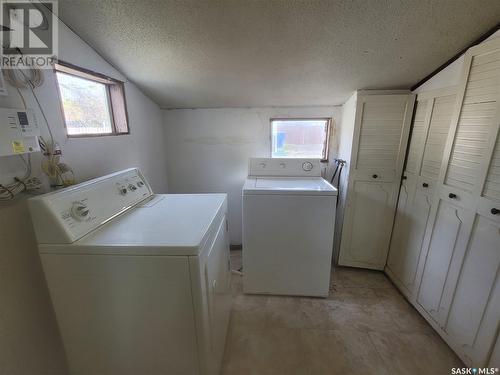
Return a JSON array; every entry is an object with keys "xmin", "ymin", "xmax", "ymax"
[{"xmin": 0, "ymin": 0, "xmax": 58, "ymax": 68}]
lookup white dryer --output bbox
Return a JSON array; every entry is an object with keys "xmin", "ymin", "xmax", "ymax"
[
  {"xmin": 242, "ymin": 158, "xmax": 337, "ymax": 297},
  {"xmin": 28, "ymin": 168, "xmax": 231, "ymax": 375}
]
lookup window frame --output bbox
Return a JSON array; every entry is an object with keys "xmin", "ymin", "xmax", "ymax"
[
  {"xmin": 270, "ymin": 117, "xmax": 331, "ymax": 161},
  {"xmin": 54, "ymin": 61, "xmax": 130, "ymax": 138}
]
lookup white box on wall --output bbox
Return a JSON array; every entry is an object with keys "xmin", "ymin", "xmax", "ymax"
[{"xmin": 0, "ymin": 108, "xmax": 40, "ymax": 157}]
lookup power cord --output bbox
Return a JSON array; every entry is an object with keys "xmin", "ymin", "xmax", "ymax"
[
  {"xmin": 330, "ymin": 158, "xmax": 346, "ymax": 207},
  {"xmin": 0, "ymin": 154, "xmax": 43, "ymax": 202}
]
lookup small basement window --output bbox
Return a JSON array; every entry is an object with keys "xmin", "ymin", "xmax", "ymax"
[
  {"xmin": 54, "ymin": 62, "xmax": 129, "ymax": 137},
  {"xmin": 271, "ymin": 118, "xmax": 330, "ymax": 160}
]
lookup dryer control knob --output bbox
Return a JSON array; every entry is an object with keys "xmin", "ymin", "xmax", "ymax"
[{"xmin": 302, "ymin": 161, "xmax": 313, "ymax": 171}]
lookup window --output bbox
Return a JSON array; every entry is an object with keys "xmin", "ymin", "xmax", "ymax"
[
  {"xmin": 54, "ymin": 62, "xmax": 129, "ymax": 137},
  {"xmin": 271, "ymin": 118, "xmax": 330, "ymax": 160}
]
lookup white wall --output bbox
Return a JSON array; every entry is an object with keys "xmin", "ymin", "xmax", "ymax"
[
  {"xmin": 0, "ymin": 22, "xmax": 167, "ymax": 375},
  {"xmin": 163, "ymin": 106, "xmax": 342, "ymax": 244},
  {"xmin": 414, "ymin": 30, "xmax": 500, "ymax": 93}
]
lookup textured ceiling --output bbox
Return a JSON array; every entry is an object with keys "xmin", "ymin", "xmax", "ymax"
[{"xmin": 58, "ymin": 0, "xmax": 500, "ymax": 108}]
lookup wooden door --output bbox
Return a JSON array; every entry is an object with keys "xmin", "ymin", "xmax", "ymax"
[
  {"xmin": 387, "ymin": 89, "xmax": 456, "ymax": 298},
  {"xmin": 489, "ymin": 334, "xmax": 500, "ymax": 367},
  {"xmin": 339, "ymin": 92, "xmax": 415, "ymax": 269},
  {"xmin": 444, "ymin": 211, "xmax": 500, "ymax": 366},
  {"xmin": 442, "ymin": 92, "xmax": 500, "ymax": 365},
  {"xmin": 415, "ymin": 37, "xmax": 500, "ymax": 367},
  {"xmin": 416, "ymin": 197, "xmax": 473, "ymax": 323}
]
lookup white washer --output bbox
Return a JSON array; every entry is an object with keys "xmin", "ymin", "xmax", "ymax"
[
  {"xmin": 242, "ymin": 158, "xmax": 337, "ymax": 297},
  {"xmin": 28, "ymin": 168, "xmax": 231, "ymax": 375}
]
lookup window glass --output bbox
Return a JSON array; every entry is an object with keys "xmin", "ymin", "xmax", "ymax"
[
  {"xmin": 55, "ymin": 62, "xmax": 129, "ymax": 137},
  {"xmin": 56, "ymin": 72, "xmax": 113, "ymax": 135},
  {"xmin": 271, "ymin": 119, "xmax": 330, "ymax": 159}
]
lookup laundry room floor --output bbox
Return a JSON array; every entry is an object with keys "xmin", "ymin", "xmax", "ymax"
[{"xmin": 222, "ymin": 250, "xmax": 463, "ymax": 375}]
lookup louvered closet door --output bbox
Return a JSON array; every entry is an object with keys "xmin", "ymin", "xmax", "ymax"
[
  {"xmin": 416, "ymin": 38, "xmax": 500, "ymax": 367},
  {"xmin": 443, "ymin": 107, "xmax": 500, "ymax": 367},
  {"xmin": 489, "ymin": 335, "xmax": 500, "ymax": 367},
  {"xmin": 387, "ymin": 90, "xmax": 456, "ymax": 299},
  {"xmin": 338, "ymin": 93, "xmax": 415, "ymax": 270},
  {"xmin": 386, "ymin": 98, "xmax": 429, "ymax": 296}
]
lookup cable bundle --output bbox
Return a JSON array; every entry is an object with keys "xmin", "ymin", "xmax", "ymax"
[
  {"xmin": 0, "ymin": 155, "xmax": 43, "ymax": 202},
  {"xmin": 4, "ymin": 67, "xmax": 44, "ymax": 89},
  {"xmin": 3, "ymin": 63, "xmax": 75, "ymax": 190},
  {"xmin": 39, "ymin": 136, "xmax": 75, "ymax": 187}
]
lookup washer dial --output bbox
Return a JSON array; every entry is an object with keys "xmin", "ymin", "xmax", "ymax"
[
  {"xmin": 71, "ymin": 202, "xmax": 90, "ymax": 221},
  {"xmin": 302, "ymin": 161, "xmax": 314, "ymax": 171}
]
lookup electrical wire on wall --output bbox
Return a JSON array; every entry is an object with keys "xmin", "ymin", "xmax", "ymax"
[{"xmin": 4, "ymin": 63, "xmax": 75, "ymax": 190}]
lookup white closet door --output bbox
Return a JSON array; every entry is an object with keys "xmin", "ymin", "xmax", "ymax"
[
  {"xmin": 386, "ymin": 98, "xmax": 429, "ymax": 295},
  {"xmin": 387, "ymin": 89, "xmax": 456, "ymax": 298},
  {"xmin": 415, "ymin": 37, "xmax": 500, "ymax": 367},
  {"xmin": 416, "ymin": 199, "xmax": 473, "ymax": 323},
  {"xmin": 489, "ymin": 335, "xmax": 500, "ymax": 367},
  {"xmin": 386, "ymin": 180, "xmax": 433, "ymax": 298},
  {"xmin": 444, "ymin": 212, "xmax": 500, "ymax": 366},
  {"xmin": 339, "ymin": 93, "xmax": 415, "ymax": 269},
  {"xmin": 443, "ymin": 99, "xmax": 500, "ymax": 366}
]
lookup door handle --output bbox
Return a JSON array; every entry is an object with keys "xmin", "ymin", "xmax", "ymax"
[
  {"xmin": 491, "ymin": 208, "xmax": 499, "ymax": 215},
  {"xmin": 422, "ymin": 183, "xmax": 429, "ymax": 188},
  {"xmin": 448, "ymin": 193, "xmax": 457, "ymax": 199},
  {"xmin": 372, "ymin": 174, "xmax": 378, "ymax": 179},
  {"xmin": 402, "ymin": 175, "xmax": 407, "ymax": 180}
]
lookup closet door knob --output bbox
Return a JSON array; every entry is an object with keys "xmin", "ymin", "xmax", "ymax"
[
  {"xmin": 402, "ymin": 175, "xmax": 407, "ymax": 180},
  {"xmin": 422, "ymin": 183, "xmax": 429, "ymax": 188},
  {"xmin": 448, "ymin": 193, "xmax": 457, "ymax": 199},
  {"xmin": 491, "ymin": 208, "xmax": 499, "ymax": 215},
  {"xmin": 372, "ymin": 174, "xmax": 378, "ymax": 179}
]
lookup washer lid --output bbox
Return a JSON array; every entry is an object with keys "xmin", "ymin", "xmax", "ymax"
[
  {"xmin": 38, "ymin": 194, "xmax": 227, "ymax": 256},
  {"xmin": 243, "ymin": 177, "xmax": 338, "ymax": 195}
]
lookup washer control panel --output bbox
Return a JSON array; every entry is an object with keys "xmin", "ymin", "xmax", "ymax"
[
  {"xmin": 28, "ymin": 168, "xmax": 153, "ymax": 244},
  {"xmin": 248, "ymin": 158, "xmax": 322, "ymax": 177}
]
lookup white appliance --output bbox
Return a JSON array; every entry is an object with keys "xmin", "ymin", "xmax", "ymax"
[
  {"xmin": 242, "ymin": 158, "xmax": 337, "ymax": 297},
  {"xmin": 28, "ymin": 168, "xmax": 231, "ymax": 375}
]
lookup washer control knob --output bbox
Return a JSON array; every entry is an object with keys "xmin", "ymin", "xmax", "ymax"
[
  {"xmin": 71, "ymin": 202, "xmax": 90, "ymax": 221},
  {"xmin": 302, "ymin": 161, "xmax": 313, "ymax": 171},
  {"xmin": 260, "ymin": 163, "xmax": 266, "ymax": 168},
  {"xmin": 128, "ymin": 184, "xmax": 137, "ymax": 191},
  {"xmin": 119, "ymin": 186, "xmax": 127, "ymax": 195}
]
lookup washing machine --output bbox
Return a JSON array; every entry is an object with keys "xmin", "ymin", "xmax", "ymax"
[
  {"xmin": 242, "ymin": 158, "xmax": 337, "ymax": 297},
  {"xmin": 28, "ymin": 168, "xmax": 231, "ymax": 375}
]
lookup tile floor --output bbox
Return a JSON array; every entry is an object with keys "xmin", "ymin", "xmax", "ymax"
[{"xmin": 222, "ymin": 250, "xmax": 462, "ymax": 375}]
